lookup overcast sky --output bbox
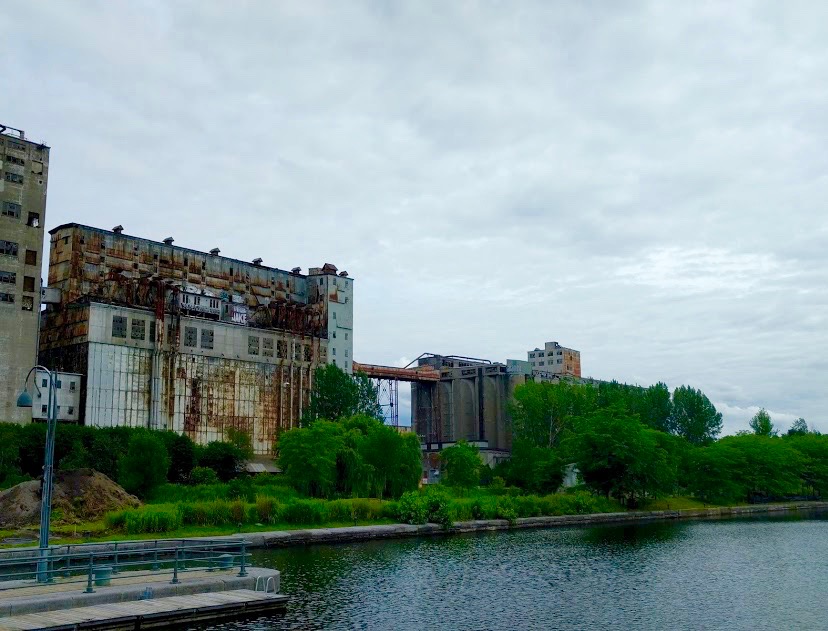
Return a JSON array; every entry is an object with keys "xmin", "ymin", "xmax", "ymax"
[{"xmin": 3, "ymin": 1, "xmax": 826, "ymax": 434}]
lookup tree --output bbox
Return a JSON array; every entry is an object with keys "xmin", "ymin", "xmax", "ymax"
[
  {"xmin": 637, "ymin": 383, "xmax": 673, "ymax": 433},
  {"xmin": 278, "ymin": 421, "xmax": 345, "ymax": 497},
  {"xmin": 500, "ymin": 440, "xmax": 564, "ymax": 494},
  {"xmin": 360, "ymin": 419, "xmax": 422, "ymax": 498},
  {"xmin": 568, "ymin": 406, "xmax": 673, "ymax": 506},
  {"xmin": 440, "ymin": 441, "xmax": 481, "ymax": 488},
  {"xmin": 509, "ymin": 381, "xmax": 597, "ymax": 448},
  {"xmin": 749, "ymin": 408, "xmax": 777, "ymax": 437},
  {"xmin": 225, "ymin": 427, "xmax": 254, "ymax": 461},
  {"xmin": 198, "ymin": 441, "xmax": 244, "ymax": 481},
  {"xmin": 669, "ymin": 386, "xmax": 722, "ymax": 445},
  {"xmin": 787, "ymin": 418, "xmax": 809, "ymax": 437},
  {"xmin": 118, "ymin": 433, "xmax": 170, "ymax": 498},
  {"xmin": 785, "ymin": 433, "xmax": 828, "ymax": 497},
  {"xmin": 718, "ymin": 435, "xmax": 803, "ymax": 500},
  {"xmin": 304, "ymin": 365, "xmax": 382, "ymax": 423},
  {"xmin": 159, "ymin": 432, "xmax": 198, "ymax": 483}
]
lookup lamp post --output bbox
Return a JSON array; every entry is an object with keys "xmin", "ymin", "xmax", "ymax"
[{"xmin": 17, "ymin": 365, "xmax": 57, "ymax": 583}]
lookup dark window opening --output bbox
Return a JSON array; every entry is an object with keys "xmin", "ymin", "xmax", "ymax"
[
  {"xmin": 25, "ymin": 250, "xmax": 36, "ymax": 265},
  {"xmin": 23, "ymin": 276, "xmax": 35, "ymax": 292}
]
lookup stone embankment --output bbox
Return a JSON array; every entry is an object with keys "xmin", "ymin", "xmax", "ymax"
[{"xmin": 4, "ymin": 501, "xmax": 826, "ymax": 558}]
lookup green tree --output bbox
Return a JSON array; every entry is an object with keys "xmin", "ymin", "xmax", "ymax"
[
  {"xmin": 686, "ymin": 441, "xmax": 747, "ymax": 504},
  {"xmin": 117, "ymin": 433, "xmax": 170, "ymax": 498},
  {"xmin": 304, "ymin": 365, "xmax": 382, "ymax": 423},
  {"xmin": 637, "ymin": 382, "xmax": 673, "ymax": 432},
  {"xmin": 749, "ymin": 408, "xmax": 777, "ymax": 437},
  {"xmin": 225, "ymin": 427, "xmax": 254, "ymax": 461},
  {"xmin": 159, "ymin": 432, "xmax": 198, "ymax": 483},
  {"xmin": 500, "ymin": 440, "xmax": 564, "ymax": 494},
  {"xmin": 787, "ymin": 417, "xmax": 809, "ymax": 436},
  {"xmin": 278, "ymin": 420, "xmax": 345, "ymax": 497},
  {"xmin": 784, "ymin": 433, "xmax": 828, "ymax": 497},
  {"xmin": 668, "ymin": 386, "xmax": 722, "ymax": 445},
  {"xmin": 568, "ymin": 406, "xmax": 673, "ymax": 506},
  {"xmin": 719, "ymin": 434, "xmax": 803, "ymax": 500},
  {"xmin": 360, "ymin": 419, "xmax": 422, "ymax": 498},
  {"xmin": 509, "ymin": 381, "xmax": 597, "ymax": 448},
  {"xmin": 440, "ymin": 441, "xmax": 481, "ymax": 488},
  {"xmin": 198, "ymin": 441, "xmax": 244, "ymax": 481}
]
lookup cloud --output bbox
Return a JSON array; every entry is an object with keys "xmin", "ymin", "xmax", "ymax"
[{"xmin": 1, "ymin": 0, "xmax": 825, "ymax": 431}]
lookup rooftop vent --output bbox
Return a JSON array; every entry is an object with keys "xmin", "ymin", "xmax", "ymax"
[
  {"xmin": 291, "ymin": 267, "xmax": 301, "ymax": 274},
  {"xmin": 252, "ymin": 257, "xmax": 263, "ymax": 266},
  {"xmin": 112, "ymin": 225, "xmax": 124, "ymax": 234},
  {"xmin": 338, "ymin": 271, "xmax": 348, "ymax": 277},
  {"xmin": 163, "ymin": 237, "xmax": 174, "ymax": 245},
  {"xmin": 209, "ymin": 248, "xmax": 220, "ymax": 256}
]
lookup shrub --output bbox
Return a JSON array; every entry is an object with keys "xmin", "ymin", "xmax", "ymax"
[
  {"xmin": 160, "ymin": 432, "xmax": 198, "ymax": 483},
  {"xmin": 198, "ymin": 441, "xmax": 244, "ymax": 482},
  {"xmin": 106, "ymin": 506, "xmax": 182, "ymax": 534},
  {"xmin": 396, "ymin": 491, "xmax": 428, "ymax": 525},
  {"xmin": 440, "ymin": 441, "xmax": 481, "ymax": 488},
  {"xmin": 256, "ymin": 497, "xmax": 277, "ymax": 523},
  {"xmin": 489, "ymin": 476, "xmax": 507, "ymax": 496},
  {"xmin": 118, "ymin": 433, "xmax": 170, "ymax": 498},
  {"xmin": 227, "ymin": 477, "xmax": 255, "ymax": 502},
  {"xmin": 230, "ymin": 500, "xmax": 247, "ymax": 525},
  {"xmin": 496, "ymin": 497, "xmax": 518, "ymax": 524},
  {"xmin": 281, "ymin": 500, "xmax": 329, "ymax": 525},
  {"xmin": 190, "ymin": 467, "xmax": 220, "ymax": 486}
]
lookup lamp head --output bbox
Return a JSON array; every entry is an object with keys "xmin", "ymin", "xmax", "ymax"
[{"xmin": 16, "ymin": 388, "xmax": 33, "ymax": 408}]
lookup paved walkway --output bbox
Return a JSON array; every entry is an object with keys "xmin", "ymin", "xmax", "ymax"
[{"xmin": 0, "ymin": 589, "xmax": 288, "ymax": 630}]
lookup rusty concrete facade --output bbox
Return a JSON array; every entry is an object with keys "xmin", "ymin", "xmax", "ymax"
[
  {"xmin": 0, "ymin": 126, "xmax": 50, "ymax": 423},
  {"xmin": 39, "ymin": 224, "xmax": 353, "ymax": 455},
  {"xmin": 528, "ymin": 341, "xmax": 581, "ymax": 378}
]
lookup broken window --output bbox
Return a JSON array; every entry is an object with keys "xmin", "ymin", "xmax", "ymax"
[
  {"xmin": 294, "ymin": 343, "xmax": 302, "ymax": 361},
  {"xmin": 4, "ymin": 172, "xmax": 23, "ymax": 184},
  {"xmin": 0, "ymin": 271, "xmax": 15, "ymax": 284},
  {"xmin": 201, "ymin": 328, "xmax": 214, "ymax": 349},
  {"xmin": 0, "ymin": 240, "xmax": 18, "ymax": 257},
  {"xmin": 277, "ymin": 340, "xmax": 287, "ymax": 359},
  {"xmin": 112, "ymin": 315, "xmax": 127, "ymax": 338},
  {"xmin": 1, "ymin": 201, "xmax": 21, "ymax": 218},
  {"xmin": 23, "ymin": 276, "xmax": 34, "ymax": 292},
  {"xmin": 5, "ymin": 155, "xmax": 24, "ymax": 166},
  {"xmin": 25, "ymin": 250, "xmax": 36, "ymax": 265},
  {"xmin": 184, "ymin": 326, "xmax": 197, "ymax": 347},
  {"xmin": 304, "ymin": 345, "xmax": 312, "ymax": 362},
  {"xmin": 26, "ymin": 212, "xmax": 39, "ymax": 228},
  {"xmin": 0, "ymin": 292, "xmax": 14, "ymax": 303},
  {"xmin": 131, "ymin": 319, "xmax": 146, "ymax": 340},
  {"xmin": 149, "ymin": 321, "xmax": 156, "ymax": 342},
  {"xmin": 248, "ymin": 335, "xmax": 260, "ymax": 356},
  {"xmin": 263, "ymin": 337, "xmax": 273, "ymax": 357},
  {"xmin": 69, "ymin": 381, "xmax": 76, "ymax": 391},
  {"xmin": 68, "ymin": 406, "xmax": 74, "ymax": 416},
  {"xmin": 7, "ymin": 140, "xmax": 25, "ymax": 152}
]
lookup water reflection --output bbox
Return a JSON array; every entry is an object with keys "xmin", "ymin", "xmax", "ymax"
[{"xmin": 195, "ymin": 512, "xmax": 828, "ymax": 631}]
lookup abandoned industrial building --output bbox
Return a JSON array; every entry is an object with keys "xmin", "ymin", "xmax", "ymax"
[
  {"xmin": 0, "ymin": 124, "xmax": 50, "ymax": 424},
  {"xmin": 38, "ymin": 223, "xmax": 354, "ymax": 455}
]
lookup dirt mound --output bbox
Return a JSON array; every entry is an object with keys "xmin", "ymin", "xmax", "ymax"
[{"xmin": 0, "ymin": 469, "xmax": 141, "ymax": 528}]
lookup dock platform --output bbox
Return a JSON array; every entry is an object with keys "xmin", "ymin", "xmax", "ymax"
[{"xmin": 0, "ymin": 589, "xmax": 288, "ymax": 630}]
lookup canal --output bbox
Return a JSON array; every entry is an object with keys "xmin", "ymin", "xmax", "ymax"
[{"xmin": 197, "ymin": 512, "xmax": 828, "ymax": 630}]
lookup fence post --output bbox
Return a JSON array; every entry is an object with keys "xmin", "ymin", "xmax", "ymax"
[
  {"xmin": 84, "ymin": 555, "xmax": 95, "ymax": 594},
  {"xmin": 46, "ymin": 548, "xmax": 55, "ymax": 584},
  {"xmin": 238, "ymin": 541, "xmax": 247, "ymax": 578},
  {"xmin": 170, "ymin": 549, "xmax": 179, "ymax": 584},
  {"xmin": 112, "ymin": 543, "xmax": 119, "ymax": 575},
  {"xmin": 64, "ymin": 545, "xmax": 71, "ymax": 578}
]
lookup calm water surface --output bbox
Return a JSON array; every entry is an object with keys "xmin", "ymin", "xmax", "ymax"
[{"xmin": 195, "ymin": 513, "xmax": 828, "ymax": 630}]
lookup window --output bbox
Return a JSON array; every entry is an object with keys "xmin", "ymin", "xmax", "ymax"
[
  {"xmin": 21, "ymin": 295, "xmax": 33, "ymax": 311},
  {"xmin": 557, "ymin": 351, "xmax": 563, "ymax": 355},
  {"xmin": 41, "ymin": 378, "xmax": 47, "ymax": 388},
  {"xmin": 529, "ymin": 353, "xmax": 534, "ymax": 358},
  {"xmin": 4, "ymin": 172, "xmax": 23, "ymax": 184},
  {"xmin": 31, "ymin": 161, "xmax": 43, "ymax": 174},
  {"xmin": 332, "ymin": 359, "xmax": 337, "ymax": 366},
  {"xmin": 0, "ymin": 292, "xmax": 14, "ymax": 303},
  {"xmin": 112, "ymin": 315, "xmax": 127, "ymax": 338},
  {"xmin": 277, "ymin": 340, "xmax": 287, "ymax": 359},
  {"xmin": 294, "ymin": 343, "xmax": 302, "ymax": 361},
  {"xmin": 5, "ymin": 155, "xmax": 24, "ymax": 166},
  {"xmin": 56, "ymin": 380, "xmax": 62, "ymax": 389},
  {"xmin": 0, "ymin": 271, "xmax": 14, "ymax": 284},
  {"xmin": 25, "ymin": 250, "xmax": 36, "ymax": 265},
  {"xmin": 263, "ymin": 337, "xmax": 273, "ymax": 357},
  {"xmin": 26, "ymin": 212, "xmax": 39, "ymax": 228},
  {"xmin": 333, "ymin": 311, "xmax": 336, "ymax": 320},
  {"xmin": 184, "ymin": 326, "xmax": 197, "ymax": 347},
  {"xmin": 69, "ymin": 381, "xmax": 76, "ymax": 391},
  {"xmin": 200, "ymin": 328, "xmax": 214, "ymax": 349},
  {"xmin": 332, "ymin": 331, "xmax": 336, "ymax": 339},
  {"xmin": 557, "ymin": 359, "xmax": 563, "ymax": 364},
  {"xmin": 23, "ymin": 276, "xmax": 35, "ymax": 292},
  {"xmin": 345, "ymin": 333, "xmax": 348, "ymax": 341},
  {"xmin": 248, "ymin": 335, "xmax": 260, "ymax": 355},
  {"xmin": 41, "ymin": 405, "xmax": 47, "ymax": 414},
  {"xmin": 332, "ymin": 347, "xmax": 336, "ymax": 356},
  {"xmin": 7, "ymin": 140, "xmax": 25, "ymax": 152},
  {"xmin": 1, "ymin": 201, "xmax": 20, "ymax": 218},
  {"xmin": 304, "ymin": 345, "xmax": 312, "ymax": 362},
  {"xmin": 0, "ymin": 240, "xmax": 18, "ymax": 256},
  {"xmin": 68, "ymin": 406, "xmax": 74, "ymax": 415},
  {"xmin": 149, "ymin": 321, "xmax": 156, "ymax": 342},
  {"xmin": 539, "ymin": 361, "xmax": 544, "ymax": 366},
  {"xmin": 209, "ymin": 298, "xmax": 219, "ymax": 310},
  {"xmin": 345, "ymin": 350, "xmax": 348, "ymax": 358},
  {"xmin": 131, "ymin": 319, "xmax": 146, "ymax": 340}
]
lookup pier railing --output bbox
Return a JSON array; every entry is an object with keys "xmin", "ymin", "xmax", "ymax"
[{"xmin": 0, "ymin": 538, "xmax": 251, "ymax": 593}]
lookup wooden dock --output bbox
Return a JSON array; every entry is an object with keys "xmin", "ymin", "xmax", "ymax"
[{"xmin": 0, "ymin": 589, "xmax": 288, "ymax": 630}]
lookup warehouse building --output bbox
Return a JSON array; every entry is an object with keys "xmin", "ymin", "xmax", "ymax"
[{"xmin": 39, "ymin": 223, "xmax": 353, "ymax": 454}]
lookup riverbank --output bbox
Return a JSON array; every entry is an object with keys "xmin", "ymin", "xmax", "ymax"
[{"xmin": 4, "ymin": 501, "xmax": 825, "ymax": 557}]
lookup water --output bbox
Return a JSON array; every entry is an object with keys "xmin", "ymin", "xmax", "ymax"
[{"xmin": 196, "ymin": 513, "xmax": 828, "ymax": 630}]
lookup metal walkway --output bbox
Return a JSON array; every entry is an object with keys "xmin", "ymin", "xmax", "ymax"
[{"xmin": 0, "ymin": 589, "xmax": 288, "ymax": 630}]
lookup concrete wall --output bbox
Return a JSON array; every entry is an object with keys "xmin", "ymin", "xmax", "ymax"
[{"xmin": 0, "ymin": 131, "xmax": 49, "ymax": 423}]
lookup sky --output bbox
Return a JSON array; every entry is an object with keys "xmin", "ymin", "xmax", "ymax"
[{"xmin": 2, "ymin": 1, "xmax": 826, "ymax": 434}]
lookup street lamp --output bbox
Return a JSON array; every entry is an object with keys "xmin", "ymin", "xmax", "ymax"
[{"xmin": 17, "ymin": 365, "xmax": 57, "ymax": 583}]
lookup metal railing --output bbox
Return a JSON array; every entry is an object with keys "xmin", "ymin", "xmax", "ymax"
[{"xmin": 0, "ymin": 538, "xmax": 250, "ymax": 594}]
